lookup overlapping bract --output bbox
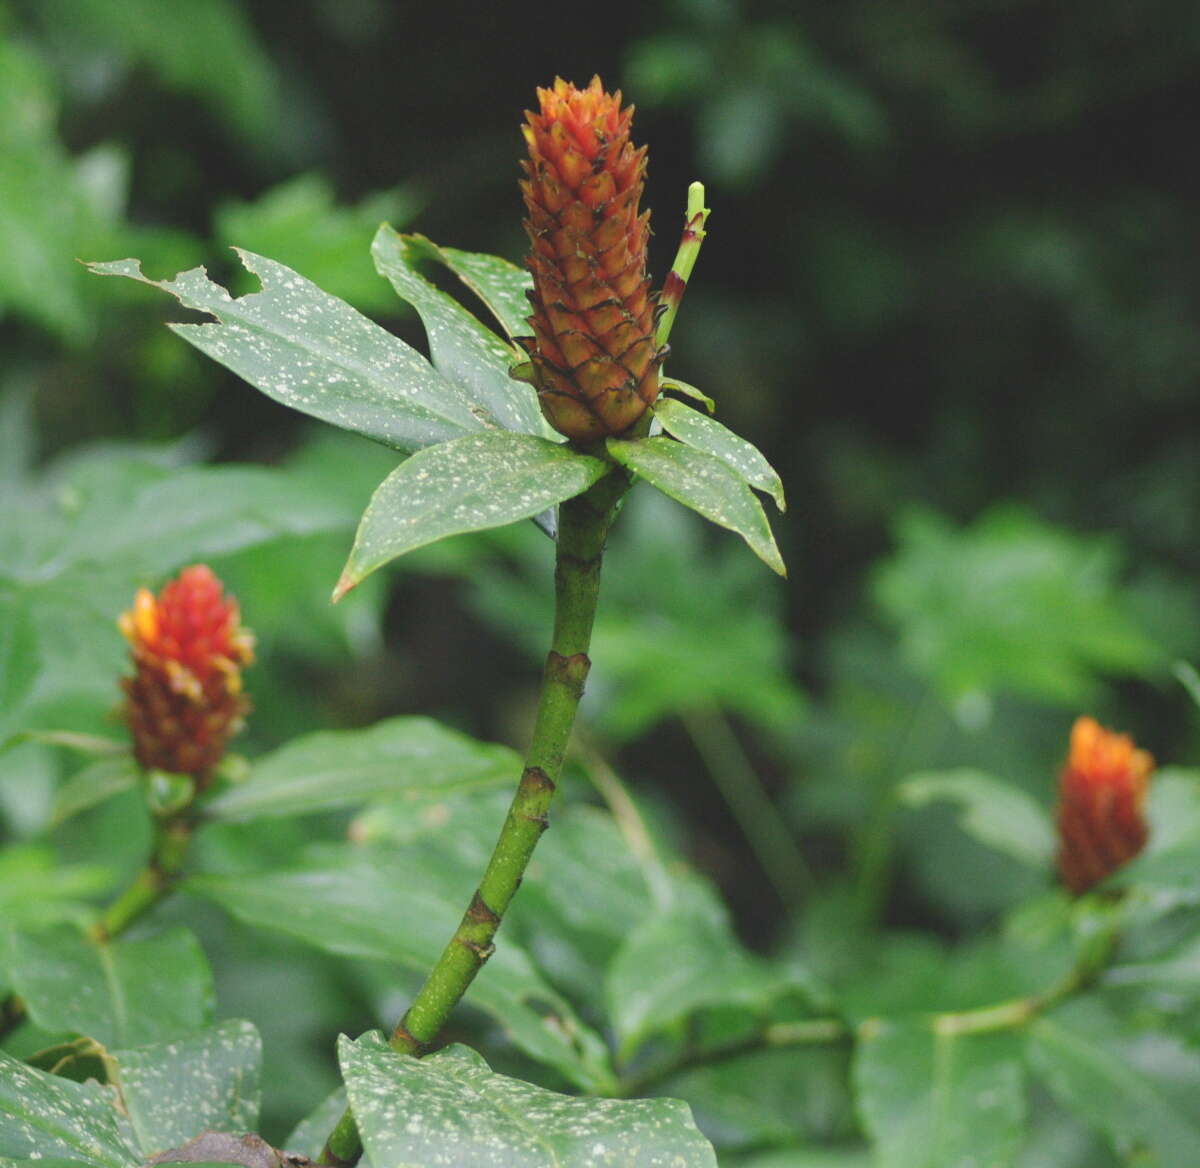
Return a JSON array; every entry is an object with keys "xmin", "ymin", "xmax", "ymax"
[
  {"xmin": 120, "ymin": 565, "xmax": 254, "ymax": 780},
  {"xmin": 518, "ymin": 76, "xmax": 665, "ymax": 442},
  {"xmin": 1056, "ymin": 716, "xmax": 1152, "ymax": 894}
]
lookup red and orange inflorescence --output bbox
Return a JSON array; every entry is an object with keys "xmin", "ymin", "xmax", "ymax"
[
  {"xmin": 1056, "ymin": 715, "xmax": 1153, "ymax": 894},
  {"xmin": 120, "ymin": 564, "xmax": 254, "ymax": 782},
  {"xmin": 518, "ymin": 76, "xmax": 665, "ymax": 443}
]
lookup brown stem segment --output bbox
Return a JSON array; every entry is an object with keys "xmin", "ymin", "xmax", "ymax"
[{"xmin": 321, "ymin": 468, "xmax": 629, "ymax": 1166}]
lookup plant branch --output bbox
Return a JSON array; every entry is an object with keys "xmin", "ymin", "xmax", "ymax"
[
  {"xmin": 681, "ymin": 705, "xmax": 813, "ymax": 908},
  {"xmin": 321, "ymin": 469, "xmax": 629, "ymax": 1168},
  {"xmin": 619, "ymin": 911, "xmax": 1121, "ymax": 1095}
]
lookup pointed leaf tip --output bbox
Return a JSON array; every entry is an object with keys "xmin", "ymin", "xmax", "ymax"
[{"xmin": 331, "ymin": 571, "xmax": 357, "ymax": 604}]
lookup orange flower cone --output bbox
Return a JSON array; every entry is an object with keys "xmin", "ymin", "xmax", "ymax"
[
  {"xmin": 1056, "ymin": 716, "xmax": 1152, "ymax": 894},
  {"xmin": 517, "ymin": 76, "xmax": 665, "ymax": 442},
  {"xmin": 119, "ymin": 565, "xmax": 254, "ymax": 782}
]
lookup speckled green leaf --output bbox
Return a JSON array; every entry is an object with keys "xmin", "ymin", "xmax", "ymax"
[
  {"xmin": 605, "ymin": 880, "xmax": 797, "ymax": 1059},
  {"xmin": 7, "ymin": 925, "xmax": 213, "ymax": 1048},
  {"xmin": 87, "ymin": 253, "xmax": 485, "ymax": 452},
  {"xmin": 898, "ymin": 770, "xmax": 1055, "ymax": 871},
  {"xmin": 607, "ymin": 438, "xmax": 785, "ymax": 576},
  {"xmin": 185, "ymin": 844, "xmax": 613, "ymax": 1092},
  {"xmin": 661, "ymin": 379, "xmax": 715, "ymax": 414},
  {"xmin": 337, "ymin": 432, "xmax": 608, "ymax": 597},
  {"xmin": 112, "ymin": 1020, "xmax": 261, "ymax": 1157},
  {"xmin": 372, "ymin": 229, "xmax": 545, "ymax": 437},
  {"xmin": 51, "ymin": 755, "xmax": 139, "ymax": 827},
  {"xmin": 203, "ymin": 717, "xmax": 518, "ymax": 822},
  {"xmin": 854, "ymin": 1021, "xmax": 1025, "ymax": 1168},
  {"xmin": 340, "ymin": 1034, "xmax": 717, "ymax": 1167},
  {"xmin": 426, "ymin": 244, "xmax": 534, "ymax": 343},
  {"xmin": 0, "ymin": 1048, "xmax": 137, "ymax": 1167},
  {"xmin": 654, "ymin": 399, "xmax": 785, "ymax": 510}
]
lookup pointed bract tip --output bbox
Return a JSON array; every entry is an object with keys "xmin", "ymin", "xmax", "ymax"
[{"xmin": 331, "ymin": 571, "xmax": 358, "ymax": 604}]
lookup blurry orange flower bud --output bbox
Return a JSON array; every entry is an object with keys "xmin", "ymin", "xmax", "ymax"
[
  {"xmin": 119, "ymin": 564, "xmax": 254, "ymax": 782},
  {"xmin": 1056, "ymin": 716, "xmax": 1152, "ymax": 894},
  {"xmin": 517, "ymin": 76, "xmax": 665, "ymax": 442}
]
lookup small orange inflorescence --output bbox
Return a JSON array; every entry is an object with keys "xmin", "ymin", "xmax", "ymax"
[
  {"xmin": 119, "ymin": 564, "xmax": 254, "ymax": 782},
  {"xmin": 518, "ymin": 76, "xmax": 665, "ymax": 443},
  {"xmin": 1056, "ymin": 716, "xmax": 1153, "ymax": 895}
]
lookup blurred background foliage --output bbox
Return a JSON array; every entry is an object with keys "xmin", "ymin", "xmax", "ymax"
[{"xmin": 2, "ymin": 0, "xmax": 1199, "ymax": 1159}]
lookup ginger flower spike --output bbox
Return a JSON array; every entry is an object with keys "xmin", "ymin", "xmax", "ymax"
[
  {"xmin": 119, "ymin": 564, "xmax": 254, "ymax": 782},
  {"xmin": 1056, "ymin": 716, "xmax": 1153, "ymax": 895},
  {"xmin": 518, "ymin": 76, "xmax": 665, "ymax": 442}
]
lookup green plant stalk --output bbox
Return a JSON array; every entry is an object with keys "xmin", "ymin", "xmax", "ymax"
[
  {"xmin": 655, "ymin": 182, "xmax": 710, "ymax": 351},
  {"xmin": 322, "ymin": 469, "xmax": 629, "ymax": 1168},
  {"xmin": 681, "ymin": 705, "xmax": 813, "ymax": 908}
]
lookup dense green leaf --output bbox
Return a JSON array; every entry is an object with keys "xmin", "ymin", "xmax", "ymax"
[
  {"xmin": 7, "ymin": 925, "xmax": 213, "ymax": 1048},
  {"xmin": 661, "ymin": 379, "xmax": 716, "ymax": 414},
  {"xmin": 372, "ymin": 229, "xmax": 545, "ymax": 437},
  {"xmin": 112, "ymin": 1020, "xmax": 261, "ymax": 1156},
  {"xmin": 608, "ymin": 437, "xmax": 785, "ymax": 576},
  {"xmin": 854, "ymin": 1021, "xmax": 1025, "ymax": 1168},
  {"xmin": 336, "ymin": 432, "xmax": 608, "ymax": 596},
  {"xmin": 204, "ymin": 717, "xmax": 518, "ymax": 821},
  {"xmin": 874, "ymin": 506, "xmax": 1159, "ymax": 705},
  {"xmin": 606, "ymin": 879, "xmax": 801, "ymax": 1058},
  {"xmin": 282, "ymin": 1089, "xmax": 347, "ymax": 1161},
  {"xmin": 51, "ymin": 756, "xmax": 139, "ymax": 827},
  {"xmin": 0, "ymin": 846, "xmax": 112, "ymax": 937},
  {"xmin": 340, "ymin": 1034, "xmax": 717, "ymax": 1167},
  {"xmin": 1027, "ymin": 998, "xmax": 1200, "ymax": 1165},
  {"xmin": 186, "ymin": 843, "xmax": 613, "ymax": 1091},
  {"xmin": 0, "ymin": 1048, "xmax": 136, "ymax": 1167},
  {"xmin": 654, "ymin": 397, "xmax": 785, "ymax": 510},
  {"xmin": 898, "ymin": 770, "xmax": 1055, "ymax": 870},
  {"xmin": 88, "ymin": 252, "xmax": 485, "ymax": 453}
]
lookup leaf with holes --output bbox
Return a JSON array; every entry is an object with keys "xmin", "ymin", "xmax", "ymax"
[
  {"xmin": 335, "ymin": 431, "xmax": 608, "ymax": 598},
  {"xmin": 372, "ymin": 228, "xmax": 546, "ymax": 437},
  {"xmin": 608, "ymin": 437, "xmax": 785, "ymax": 576},
  {"xmin": 339, "ymin": 1033, "xmax": 716, "ymax": 1167},
  {"xmin": 87, "ymin": 253, "xmax": 486, "ymax": 452}
]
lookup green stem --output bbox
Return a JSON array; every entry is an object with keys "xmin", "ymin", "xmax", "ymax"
[
  {"xmin": 621, "ymin": 914, "xmax": 1121, "ymax": 1094},
  {"xmin": 655, "ymin": 182, "xmax": 710, "ymax": 351},
  {"xmin": 681, "ymin": 705, "xmax": 813, "ymax": 908},
  {"xmin": 322, "ymin": 470, "xmax": 629, "ymax": 1168}
]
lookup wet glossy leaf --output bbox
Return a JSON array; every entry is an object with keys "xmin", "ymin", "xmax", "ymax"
[
  {"xmin": 87, "ymin": 253, "xmax": 485, "ymax": 453},
  {"xmin": 339, "ymin": 1034, "xmax": 717, "ymax": 1167},
  {"xmin": 608, "ymin": 437, "xmax": 785, "ymax": 576},
  {"xmin": 186, "ymin": 843, "xmax": 613, "ymax": 1092},
  {"xmin": 204, "ymin": 717, "xmax": 518, "ymax": 822},
  {"xmin": 337, "ymin": 432, "xmax": 607, "ymax": 596},
  {"xmin": 654, "ymin": 398, "xmax": 785, "ymax": 510}
]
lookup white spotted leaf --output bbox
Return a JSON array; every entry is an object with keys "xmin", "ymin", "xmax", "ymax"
[
  {"xmin": 607, "ymin": 438, "xmax": 786, "ymax": 577},
  {"xmin": 203, "ymin": 716, "xmax": 519, "ymax": 822},
  {"xmin": 336, "ymin": 432, "xmax": 608, "ymax": 598},
  {"xmin": 6, "ymin": 925, "xmax": 213, "ymax": 1049},
  {"xmin": 371, "ymin": 228, "xmax": 546, "ymax": 438},
  {"xmin": 87, "ymin": 253, "xmax": 486, "ymax": 453},
  {"xmin": 339, "ymin": 1034, "xmax": 717, "ymax": 1167},
  {"xmin": 653, "ymin": 398, "xmax": 785, "ymax": 511},
  {"xmin": 418, "ymin": 242, "xmax": 535, "ymax": 343},
  {"xmin": 111, "ymin": 1020, "xmax": 262, "ymax": 1156},
  {"xmin": 0, "ymin": 1049, "xmax": 137, "ymax": 1167}
]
